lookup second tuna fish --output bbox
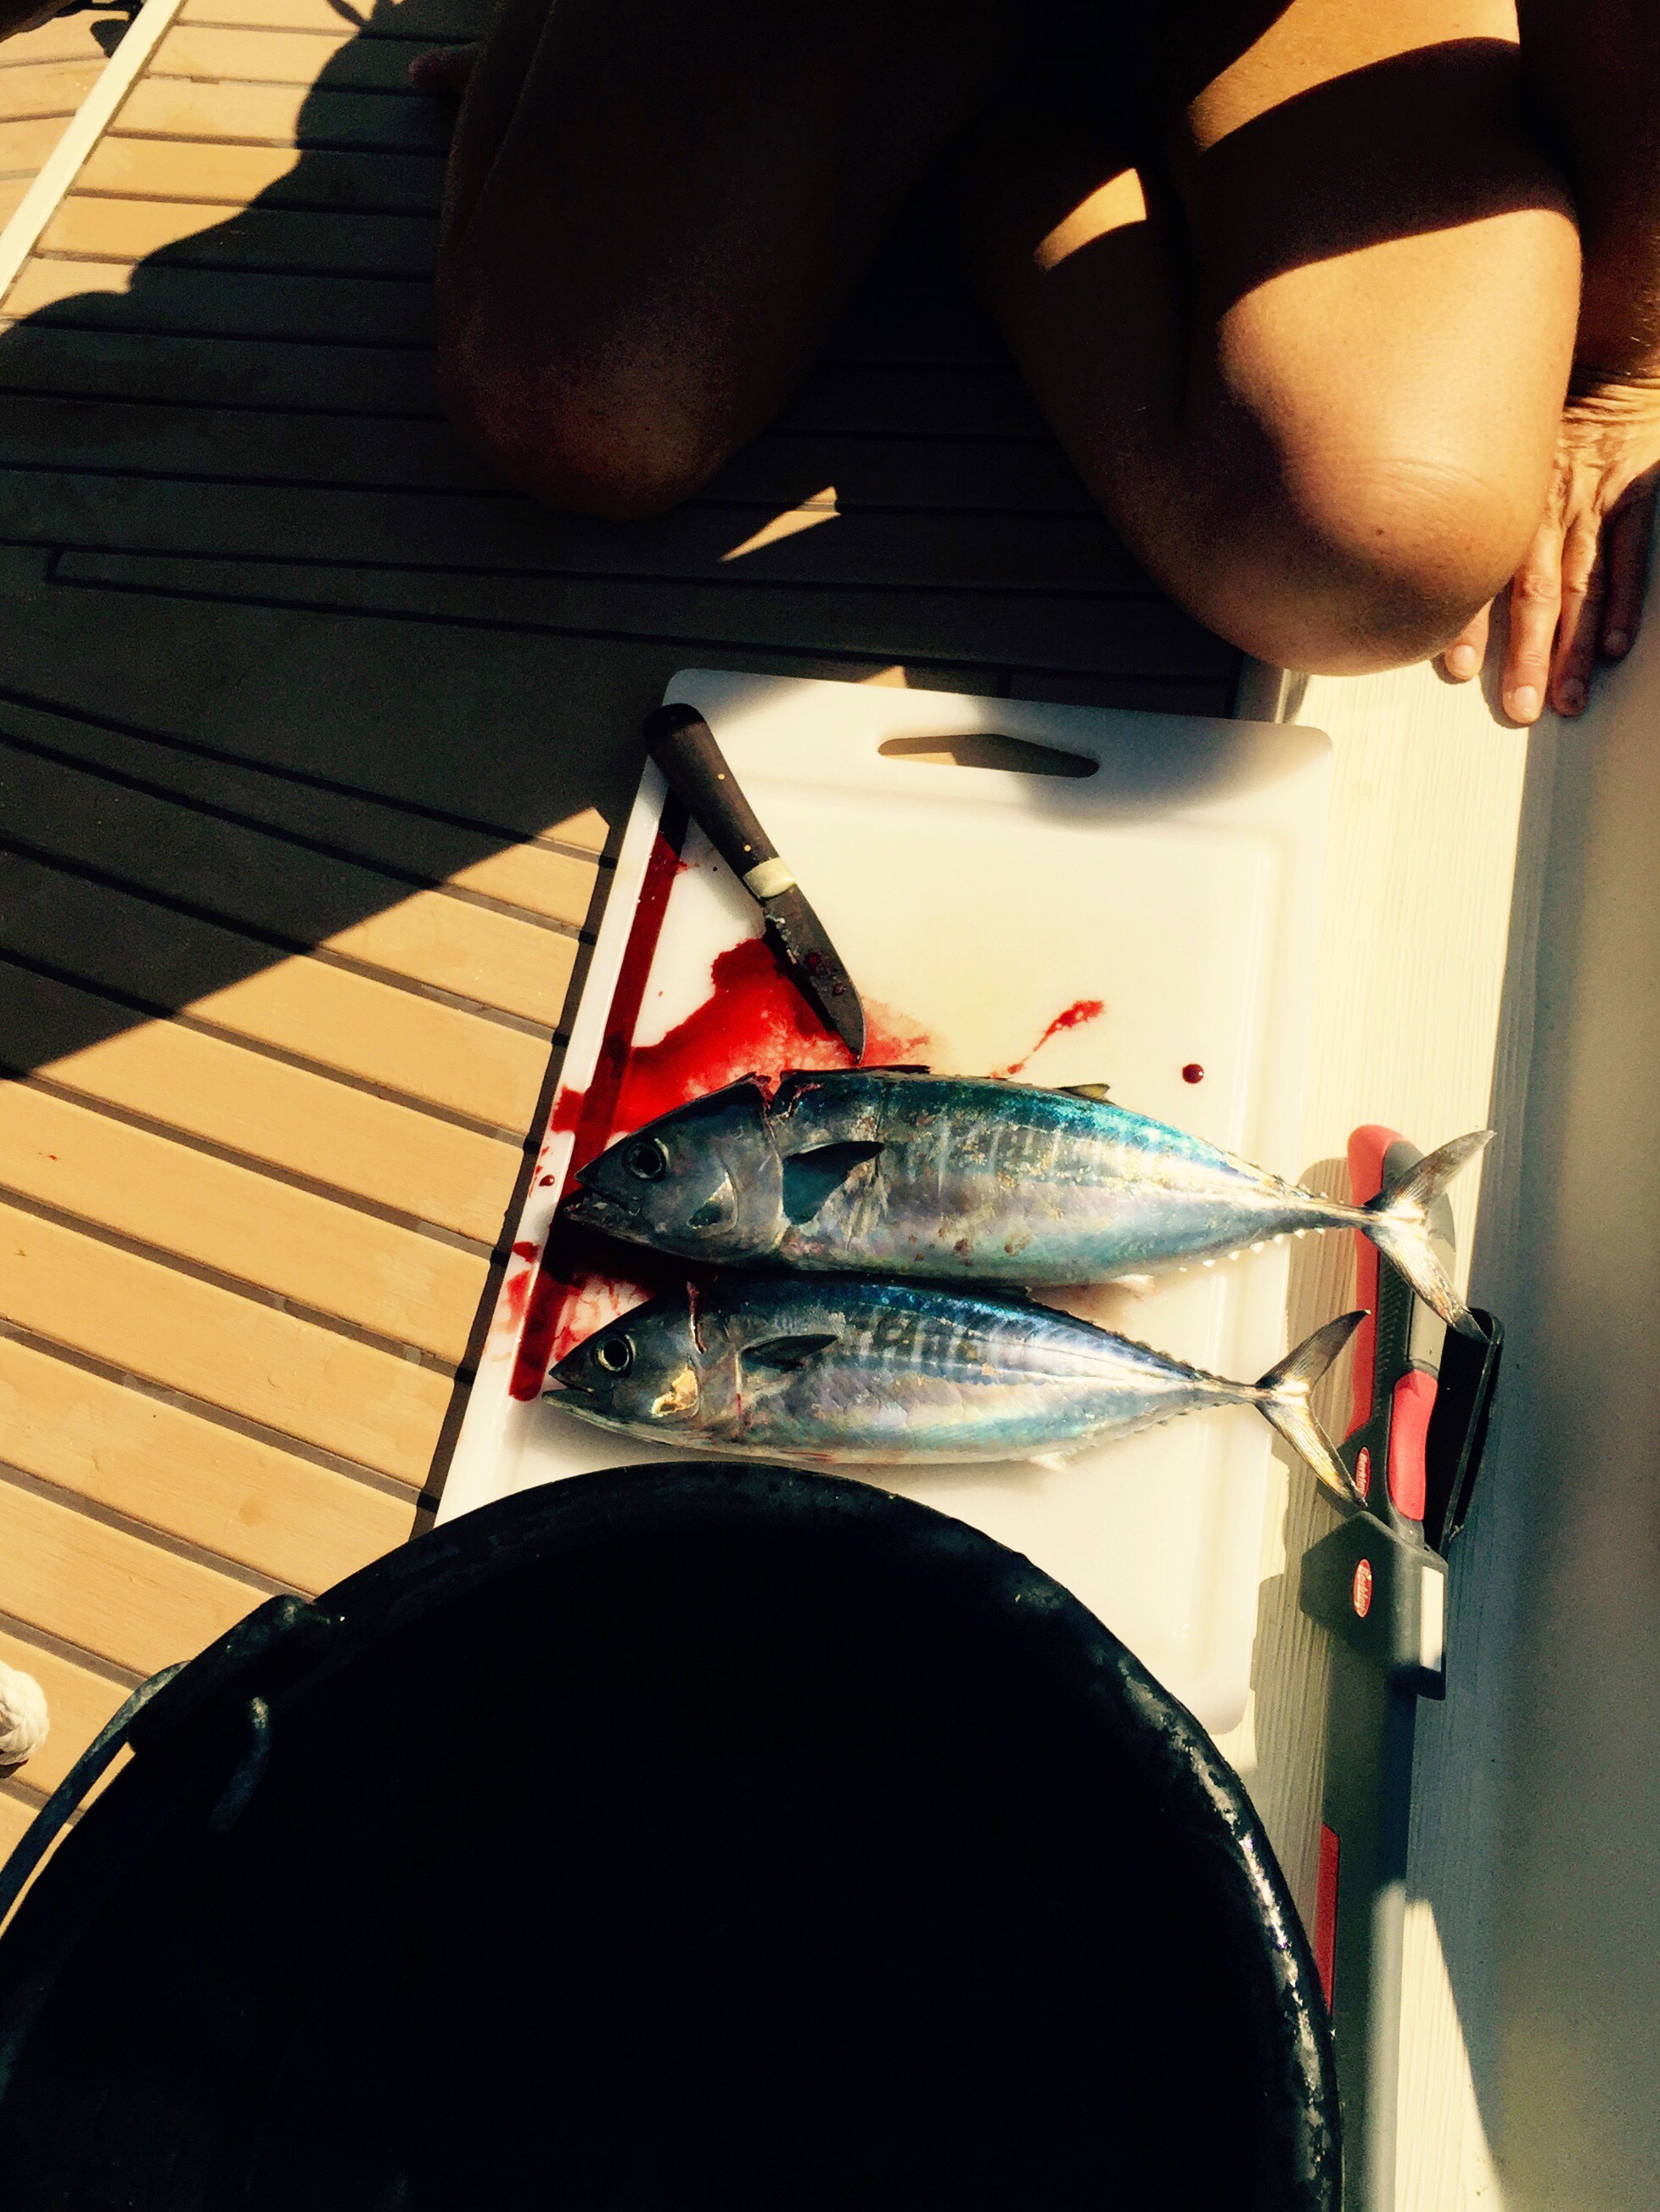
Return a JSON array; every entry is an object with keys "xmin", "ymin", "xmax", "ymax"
[{"xmin": 562, "ymin": 1070, "xmax": 1489, "ymax": 1333}]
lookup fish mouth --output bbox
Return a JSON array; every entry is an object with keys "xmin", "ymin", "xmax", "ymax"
[
  {"xmin": 559, "ymin": 1186, "xmax": 637, "ymax": 1232},
  {"xmin": 546, "ymin": 1351, "xmax": 591, "ymax": 1397}
]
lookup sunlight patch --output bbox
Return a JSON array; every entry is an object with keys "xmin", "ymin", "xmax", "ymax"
[
  {"xmin": 721, "ymin": 487, "xmax": 838, "ymax": 562},
  {"xmin": 1035, "ymin": 169, "xmax": 1148, "ymax": 273}
]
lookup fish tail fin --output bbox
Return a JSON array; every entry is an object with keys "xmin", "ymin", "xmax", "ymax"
[
  {"xmin": 1361, "ymin": 1130, "xmax": 1493, "ymax": 1337},
  {"xmin": 1255, "ymin": 1311, "xmax": 1366, "ymax": 1504}
]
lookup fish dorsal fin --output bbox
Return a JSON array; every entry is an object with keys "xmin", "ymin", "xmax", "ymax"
[
  {"xmin": 1059, "ymin": 1082, "xmax": 1113, "ymax": 1102},
  {"xmin": 742, "ymin": 1332, "xmax": 841, "ymax": 1374},
  {"xmin": 780, "ymin": 1141, "xmax": 883, "ymax": 1223}
]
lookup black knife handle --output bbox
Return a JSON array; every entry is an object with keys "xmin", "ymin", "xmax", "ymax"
[{"xmin": 644, "ymin": 705, "xmax": 796, "ymax": 901}]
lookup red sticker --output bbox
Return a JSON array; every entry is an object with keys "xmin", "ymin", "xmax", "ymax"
[{"xmin": 1351, "ymin": 1558, "xmax": 1374, "ymax": 1619}]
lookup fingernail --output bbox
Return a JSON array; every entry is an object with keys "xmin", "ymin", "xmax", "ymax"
[
  {"xmin": 1444, "ymin": 643, "xmax": 1479, "ymax": 679},
  {"xmin": 1508, "ymin": 685, "xmax": 1539, "ymax": 721},
  {"xmin": 1605, "ymin": 628, "xmax": 1629, "ymax": 656},
  {"xmin": 1557, "ymin": 677, "xmax": 1586, "ymax": 714}
]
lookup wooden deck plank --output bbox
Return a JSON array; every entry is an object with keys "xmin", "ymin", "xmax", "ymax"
[
  {"xmin": 0, "ymin": 1790, "xmax": 36, "ymax": 1861},
  {"xmin": 78, "ymin": 135, "xmax": 446, "ymax": 211},
  {"xmin": 0, "ymin": 400, "xmax": 1086, "ymax": 520},
  {"xmin": 179, "ymin": 0, "xmax": 483, "ymax": 36},
  {"xmin": 0, "ymin": 468, "xmax": 1146, "ymax": 592},
  {"xmin": 0, "ymin": 1083, "xmax": 488, "ymax": 1357},
  {"xmin": 0, "ymin": 344, "xmax": 1041, "ymax": 443},
  {"xmin": 54, "ymin": 547, "xmax": 1232, "ymax": 677},
  {"xmin": 153, "ymin": 23, "xmax": 439, "ymax": 89},
  {"xmin": 0, "ymin": 743, "xmax": 579, "ymax": 1025},
  {"xmin": 0, "ymin": 61, "xmax": 104, "ymax": 124},
  {"xmin": 0, "ymin": 1630, "xmax": 128, "ymax": 1794},
  {"xmin": 4, "ymin": 254, "xmax": 437, "ymax": 340},
  {"xmin": 0, "ymin": 581, "xmax": 635, "ymax": 851},
  {"xmin": 0, "ymin": 1473, "xmax": 261, "ymax": 1677},
  {"xmin": 0, "ymin": 698, "xmax": 603, "ymax": 919},
  {"xmin": 0, "ymin": 323, "xmax": 440, "ymax": 413},
  {"xmin": 42, "ymin": 192, "xmax": 440, "ymax": 273},
  {"xmin": 1, "ymin": 963, "xmax": 520, "ymax": 1243},
  {"xmin": 0, "ymin": 17, "xmax": 126, "ymax": 69},
  {"xmin": 0, "ymin": 852, "xmax": 552, "ymax": 1127},
  {"xmin": 111, "ymin": 75, "xmax": 453, "ymax": 151},
  {"xmin": 0, "ymin": 1199, "xmax": 451, "ymax": 1483},
  {"xmin": 0, "ymin": 1335, "xmax": 415, "ymax": 1591},
  {"xmin": 0, "ymin": 117, "xmax": 73, "ymax": 174}
]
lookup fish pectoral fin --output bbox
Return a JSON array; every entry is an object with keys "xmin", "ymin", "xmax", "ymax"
[
  {"xmin": 742, "ymin": 1332, "xmax": 842, "ymax": 1374},
  {"xmin": 1108, "ymin": 1272, "xmax": 1157, "ymax": 1298},
  {"xmin": 1059, "ymin": 1082, "xmax": 1113, "ymax": 1102},
  {"xmin": 779, "ymin": 1141, "xmax": 883, "ymax": 1223},
  {"xmin": 1027, "ymin": 1448, "xmax": 1082, "ymax": 1472}
]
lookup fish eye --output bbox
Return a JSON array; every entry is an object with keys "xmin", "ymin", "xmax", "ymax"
[
  {"xmin": 622, "ymin": 1137, "xmax": 670, "ymax": 1182},
  {"xmin": 595, "ymin": 1335, "xmax": 633, "ymax": 1376}
]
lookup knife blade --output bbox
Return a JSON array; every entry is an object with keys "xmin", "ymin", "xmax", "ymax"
[{"xmin": 644, "ymin": 703, "xmax": 866, "ymax": 1058}]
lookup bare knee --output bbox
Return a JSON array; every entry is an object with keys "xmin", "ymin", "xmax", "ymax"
[
  {"xmin": 1187, "ymin": 441, "xmax": 1544, "ymax": 677},
  {"xmin": 437, "ymin": 319, "xmax": 727, "ymax": 520}
]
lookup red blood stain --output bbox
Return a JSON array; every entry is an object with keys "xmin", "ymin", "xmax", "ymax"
[
  {"xmin": 1182, "ymin": 1062, "xmax": 1205, "ymax": 1085},
  {"xmin": 999, "ymin": 997, "xmax": 1105, "ymax": 1077},
  {"xmin": 512, "ymin": 922, "xmax": 929, "ymax": 1399},
  {"xmin": 512, "ymin": 1241, "xmax": 538, "ymax": 1260},
  {"xmin": 502, "ymin": 1269, "xmax": 532, "ymax": 1325},
  {"xmin": 551, "ymin": 935, "xmax": 928, "ymax": 1144}
]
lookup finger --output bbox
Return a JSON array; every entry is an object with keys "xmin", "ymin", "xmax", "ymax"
[
  {"xmin": 1503, "ymin": 520, "xmax": 1562, "ymax": 724},
  {"xmin": 1551, "ymin": 512, "xmax": 1604, "ymax": 716},
  {"xmin": 1601, "ymin": 486, "xmax": 1655, "ymax": 658},
  {"xmin": 1442, "ymin": 602, "xmax": 1489, "ymax": 683}
]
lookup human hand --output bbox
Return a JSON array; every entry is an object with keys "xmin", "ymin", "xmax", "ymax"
[{"xmin": 1442, "ymin": 369, "xmax": 1660, "ymax": 722}]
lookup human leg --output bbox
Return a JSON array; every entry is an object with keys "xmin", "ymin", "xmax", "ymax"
[
  {"xmin": 944, "ymin": 0, "xmax": 1581, "ymax": 674},
  {"xmin": 432, "ymin": 0, "xmax": 1012, "ymax": 517}
]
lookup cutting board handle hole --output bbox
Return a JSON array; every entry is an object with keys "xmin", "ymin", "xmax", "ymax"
[{"xmin": 877, "ymin": 733, "xmax": 1097, "ymax": 778}]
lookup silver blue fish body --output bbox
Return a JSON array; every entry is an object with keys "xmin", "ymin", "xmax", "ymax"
[
  {"xmin": 765, "ymin": 1073, "xmax": 1338, "ymax": 1277},
  {"xmin": 563, "ymin": 1070, "xmax": 1488, "ymax": 1329},
  {"xmin": 548, "ymin": 1273, "xmax": 1362, "ymax": 1495}
]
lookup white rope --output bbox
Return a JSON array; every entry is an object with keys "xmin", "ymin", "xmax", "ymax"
[{"xmin": 0, "ymin": 1660, "xmax": 50, "ymax": 1770}]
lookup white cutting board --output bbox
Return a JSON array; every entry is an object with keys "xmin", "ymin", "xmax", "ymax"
[{"xmin": 440, "ymin": 671, "xmax": 1332, "ymax": 1732}]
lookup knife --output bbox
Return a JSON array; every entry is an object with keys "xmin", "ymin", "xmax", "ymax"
[{"xmin": 644, "ymin": 703, "xmax": 866, "ymax": 1059}]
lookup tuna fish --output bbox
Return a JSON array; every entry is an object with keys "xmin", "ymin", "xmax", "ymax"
[
  {"xmin": 549, "ymin": 1274, "xmax": 1366, "ymax": 1500},
  {"xmin": 561, "ymin": 1070, "xmax": 1489, "ymax": 1332}
]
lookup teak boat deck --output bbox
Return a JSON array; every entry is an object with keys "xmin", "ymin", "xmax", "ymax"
[{"xmin": 0, "ymin": 3, "xmax": 1559, "ymax": 2202}]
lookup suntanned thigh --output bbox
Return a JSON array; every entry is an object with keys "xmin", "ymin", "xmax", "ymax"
[
  {"xmin": 951, "ymin": 0, "xmax": 1581, "ymax": 671},
  {"xmin": 436, "ymin": 0, "xmax": 1012, "ymax": 514}
]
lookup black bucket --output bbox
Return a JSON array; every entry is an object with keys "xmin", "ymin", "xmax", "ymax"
[{"xmin": 0, "ymin": 1465, "xmax": 1338, "ymax": 2209}]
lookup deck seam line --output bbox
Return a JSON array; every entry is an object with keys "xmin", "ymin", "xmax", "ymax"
[
  {"xmin": 0, "ymin": 945, "xmax": 547, "ymax": 1142},
  {"xmin": 0, "ymin": 0, "xmax": 192, "ymax": 312},
  {"xmin": 0, "ymin": 673, "xmax": 616, "ymax": 856},
  {"xmin": 42, "ymin": 568, "xmax": 1201, "ymax": 676},
  {"xmin": 0, "ymin": 1315, "xmax": 429, "ymax": 1494},
  {"xmin": 0, "ymin": 1607, "xmax": 145, "ymax": 1690},
  {"xmin": 0, "ymin": 727, "xmax": 594, "ymax": 937},
  {"xmin": 0, "ymin": 1456, "xmax": 300, "ymax": 1600},
  {"xmin": 0, "ymin": 1181, "xmax": 468, "ymax": 1372},
  {"xmin": 25, "ymin": 532, "xmax": 1153, "ymax": 603},
  {"xmin": 0, "ymin": 830, "xmax": 566, "ymax": 1038},
  {"xmin": 14, "ymin": 1071, "xmax": 499, "ymax": 1254}
]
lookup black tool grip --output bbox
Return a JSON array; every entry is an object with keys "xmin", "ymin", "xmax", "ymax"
[{"xmin": 644, "ymin": 704, "xmax": 788, "ymax": 893}]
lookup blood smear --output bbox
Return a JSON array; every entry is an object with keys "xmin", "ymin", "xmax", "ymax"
[
  {"xmin": 513, "ymin": 930, "xmax": 929, "ymax": 1396},
  {"xmin": 999, "ymin": 997, "xmax": 1104, "ymax": 1077}
]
